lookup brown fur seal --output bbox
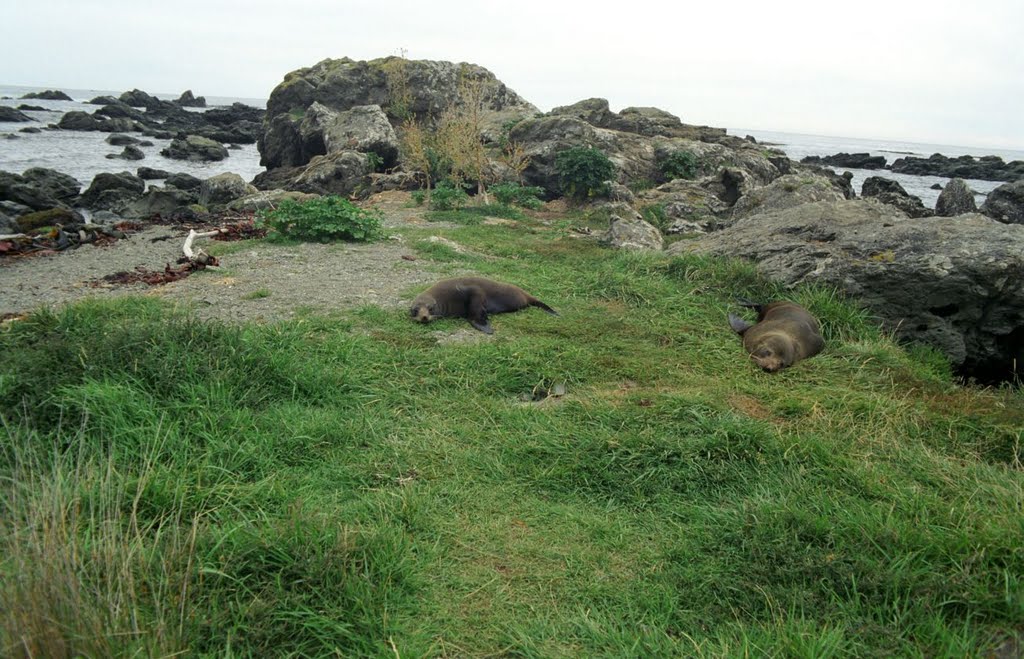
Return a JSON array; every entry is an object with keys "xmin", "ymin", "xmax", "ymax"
[
  {"xmin": 410, "ymin": 277, "xmax": 558, "ymax": 334},
  {"xmin": 729, "ymin": 300, "xmax": 824, "ymax": 372}
]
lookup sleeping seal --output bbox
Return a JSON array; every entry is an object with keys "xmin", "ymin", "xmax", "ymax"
[
  {"xmin": 410, "ymin": 277, "xmax": 558, "ymax": 334},
  {"xmin": 728, "ymin": 300, "xmax": 824, "ymax": 372}
]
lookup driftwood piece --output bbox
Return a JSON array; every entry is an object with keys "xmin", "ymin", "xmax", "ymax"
[{"xmin": 182, "ymin": 228, "xmax": 221, "ymax": 266}]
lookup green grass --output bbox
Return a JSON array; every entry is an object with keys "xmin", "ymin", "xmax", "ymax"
[{"xmin": 1, "ymin": 217, "xmax": 1022, "ymax": 657}]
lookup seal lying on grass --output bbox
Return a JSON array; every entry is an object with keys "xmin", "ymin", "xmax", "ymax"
[
  {"xmin": 410, "ymin": 277, "xmax": 558, "ymax": 334},
  {"xmin": 728, "ymin": 300, "xmax": 824, "ymax": 372}
]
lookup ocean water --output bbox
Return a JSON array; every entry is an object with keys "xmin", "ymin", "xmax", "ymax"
[
  {"xmin": 0, "ymin": 84, "xmax": 266, "ymax": 188},
  {"xmin": 732, "ymin": 128, "xmax": 1024, "ymax": 209}
]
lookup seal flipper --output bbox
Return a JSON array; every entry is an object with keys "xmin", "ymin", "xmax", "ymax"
[
  {"xmin": 736, "ymin": 297, "xmax": 764, "ymax": 313},
  {"xmin": 729, "ymin": 313, "xmax": 753, "ymax": 335},
  {"xmin": 467, "ymin": 287, "xmax": 494, "ymax": 334},
  {"xmin": 529, "ymin": 298, "xmax": 559, "ymax": 316}
]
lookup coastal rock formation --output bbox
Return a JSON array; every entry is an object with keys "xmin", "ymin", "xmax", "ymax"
[
  {"xmin": 322, "ymin": 104, "xmax": 399, "ymax": 166},
  {"xmin": 106, "ymin": 133, "xmax": 142, "ymax": 146},
  {"xmin": 161, "ymin": 135, "xmax": 229, "ymax": 162},
  {"xmin": 981, "ymin": 179, "xmax": 1024, "ymax": 225},
  {"xmin": 604, "ymin": 213, "xmax": 664, "ymax": 251},
  {"xmin": 935, "ymin": 178, "xmax": 977, "ymax": 216},
  {"xmin": 176, "ymin": 90, "xmax": 207, "ymax": 107},
  {"xmin": 165, "ymin": 173, "xmax": 202, "ymax": 191},
  {"xmin": 258, "ymin": 56, "xmax": 538, "ymax": 169},
  {"xmin": 137, "ymin": 167, "xmax": 172, "ymax": 180},
  {"xmin": 729, "ymin": 173, "xmax": 847, "ymax": 220},
  {"xmin": 106, "ymin": 145, "xmax": 145, "ymax": 161},
  {"xmin": 198, "ymin": 173, "xmax": 258, "ymax": 207},
  {"xmin": 80, "ymin": 171, "xmax": 146, "ymax": 212},
  {"xmin": 21, "ymin": 90, "xmax": 73, "ymax": 101},
  {"xmin": 800, "ymin": 152, "xmax": 887, "ymax": 169},
  {"xmin": 0, "ymin": 107, "xmax": 33, "ymax": 122},
  {"xmin": 0, "ymin": 168, "xmax": 81, "ymax": 211},
  {"xmin": 861, "ymin": 176, "xmax": 929, "ymax": 218},
  {"xmin": 57, "ymin": 111, "xmax": 137, "ymax": 133},
  {"xmin": 124, "ymin": 186, "xmax": 198, "ymax": 218},
  {"xmin": 891, "ymin": 153, "xmax": 1024, "ymax": 182},
  {"xmin": 675, "ymin": 199, "xmax": 1024, "ymax": 380}
]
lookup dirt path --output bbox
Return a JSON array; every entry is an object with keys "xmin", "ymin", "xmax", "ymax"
[{"xmin": 0, "ymin": 192, "xmax": 455, "ymax": 323}]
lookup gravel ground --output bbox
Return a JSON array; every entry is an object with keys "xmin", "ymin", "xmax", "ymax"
[{"xmin": 0, "ymin": 192, "xmax": 454, "ymax": 323}]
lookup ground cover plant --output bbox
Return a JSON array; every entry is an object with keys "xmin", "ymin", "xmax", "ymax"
[
  {"xmin": 258, "ymin": 195, "xmax": 384, "ymax": 242},
  {"xmin": 1, "ymin": 211, "xmax": 1022, "ymax": 657}
]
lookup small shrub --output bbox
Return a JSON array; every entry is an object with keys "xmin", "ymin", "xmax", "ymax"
[
  {"xmin": 640, "ymin": 203, "xmax": 669, "ymax": 232},
  {"xmin": 490, "ymin": 183, "xmax": 544, "ymax": 209},
  {"xmin": 659, "ymin": 150, "xmax": 699, "ymax": 181},
  {"xmin": 555, "ymin": 146, "xmax": 616, "ymax": 203},
  {"xmin": 628, "ymin": 178, "xmax": 656, "ymax": 193},
  {"xmin": 365, "ymin": 151, "xmax": 384, "ymax": 173},
  {"xmin": 410, "ymin": 190, "xmax": 426, "ymax": 207},
  {"xmin": 429, "ymin": 181, "xmax": 469, "ymax": 211},
  {"xmin": 258, "ymin": 196, "xmax": 384, "ymax": 243}
]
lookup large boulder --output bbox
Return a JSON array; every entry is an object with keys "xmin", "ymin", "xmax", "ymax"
[
  {"xmin": 165, "ymin": 173, "xmax": 202, "ymax": 190},
  {"xmin": 80, "ymin": 171, "xmax": 145, "ymax": 212},
  {"xmin": 799, "ymin": 152, "xmax": 887, "ymax": 169},
  {"xmin": 0, "ymin": 168, "xmax": 80, "ymax": 211},
  {"xmin": 289, "ymin": 151, "xmax": 371, "ymax": 196},
  {"xmin": 137, "ymin": 167, "xmax": 172, "ymax": 180},
  {"xmin": 0, "ymin": 107, "xmax": 33, "ymax": 122},
  {"xmin": 322, "ymin": 104, "xmax": 399, "ymax": 166},
  {"xmin": 160, "ymin": 135, "xmax": 229, "ymax": 161},
  {"xmin": 21, "ymin": 90, "xmax": 73, "ymax": 101},
  {"xmin": 891, "ymin": 153, "xmax": 1024, "ymax": 182},
  {"xmin": 124, "ymin": 186, "xmax": 198, "ymax": 219},
  {"xmin": 175, "ymin": 90, "xmax": 207, "ymax": 107},
  {"xmin": 198, "ymin": 173, "xmax": 258, "ymax": 207},
  {"xmin": 22, "ymin": 168, "xmax": 81, "ymax": 204},
  {"xmin": 106, "ymin": 145, "xmax": 145, "ymax": 160},
  {"xmin": 981, "ymin": 179, "xmax": 1024, "ymax": 225},
  {"xmin": 935, "ymin": 178, "xmax": 977, "ymax": 216},
  {"xmin": 730, "ymin": 173, "xmax": 846, "ymax": 220},
  {"xmin": 861, "ymin": 176, "xmax": 930, "ymax": 218},
  {"xmin": 259, "ymin": 56, "xmax": 538, "ymax": 169},
  {"xmin": 604, "ymin": 212, "xmax": 663, "ymax": 251},
  {"xmin": 675, "ymin": 199, "xmax": 1024, "ymax": 380},
  {"xmin": 57, "ymin": 111, "xmax": 136, "ymax": 133}
]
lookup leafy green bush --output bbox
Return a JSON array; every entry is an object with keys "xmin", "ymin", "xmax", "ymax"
[
  {"xmin": 660, "ymin": 150, "xmax": 699, "ymax": 181},
  {"xmin": 555, "ymin": 146, "xmax": 616, "ymax": 202},
  {"xmin": 410, "ymin": 190, "xmax": 426, "ymax": 207},
  {"xmin": 366, "ymin": 151, "xmax": 384, "ymax": 172},
  {"xmin": 258, "ymin": 196, "xmax": 384, "ymax": 243},
  {"xmin": 490, "ymin": 183, "xmax": 545, "ymax": 209},
  {"xmin": 428, "ymin": 181, "xmax": 469, "ymax": 211}
]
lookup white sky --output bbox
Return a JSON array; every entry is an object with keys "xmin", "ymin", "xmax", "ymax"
[{"xmin": 4, "ymin": 0, "xmax": 1022, "ymax": 149}]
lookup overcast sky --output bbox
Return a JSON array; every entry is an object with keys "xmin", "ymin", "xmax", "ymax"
[{"xmin": 4, "ymin": 0, "xmax": 1022, "ymax": 149}]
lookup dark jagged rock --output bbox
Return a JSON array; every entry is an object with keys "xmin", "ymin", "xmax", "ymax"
[
  {"xmin": 981, "ymin": 179, "xmax": 1024, "ymax": 225},
  {"xmin": 19, "ymin": 126, "xmax": 42, "ymax": 134},
  {"xmin": 891, "ymin": 153, "xmax": 1024, "ymax": 182},
  {"xmin": 861, "ymin": 176, "xmax": 930, "ymax": 217},
  {"xmin": 679, "ymin": 199, "xmax": 1024, "ymax": 382},
  {"xmin": 106, "ymin": 145, "xmax": 145, "ymax": 160},
  {"xmin": 87, "ymin": 95, "xmax": 122, "ymax": 105},
  {"xmin": 935, "ymin": 178, "xmax": 977, "ymax": 216},
  {"xmin": 119, "ymin": 89, "xmax": 165, "ymax": 109},
  {"xmin": 137, "ymin": 167, "xmax": 172, "ymax": 180},
  {"xmin": 175, "ymin": 90, "xmax": 207, "ymax": 107},
  {"xmin": 16, "ymin": 104, "xmax": 46, "ymax": 112},
  {"xmin": 165, "ymin": 173, "xmax": 202, "ymax": 190},
  {"xmin": 95, "ymin": 103, "xmax": 147, "ymax": 121},
  {"xmin": 57, "ymin": 111, "xmax": 137, "ymax": 133},
  {"xmin": 80, "ymin": 171, "xmax": 145, "ymax": 211},
  {"xmin": 0, "ymin": 107, "xmax": 33, "ymax": 122},
  {"xmin": 800, "ymin": 152, "xmax": 887, "ymax": 169},
  {"xmin": 124, "ymin": 186, "xmax": 198, "ymax": 219},
  {"xmin": 21, "ymin": 90, "xmax": 73, "ymax": 101},
  {"xmin": 23, "ymin": 168, "xmax": 81, "ymax": 204},
  {"xmin": 198, "ymin": 173, "xmax": 257, "ymax": 207},
  {"xmin": 0, "ymin": 168, "xmax": 80, "ymax": 211},
  {"xmin": 160, "ymin": 135, "xmax": 228, "ymax": 161},
  {"xmin": 106, "ymin": 133, "xmax": 141, "ymax": 146}
]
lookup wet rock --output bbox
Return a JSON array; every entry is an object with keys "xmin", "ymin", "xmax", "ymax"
[
  {"xmin": 198, "ymin": 173, "xmax": 258, "ymax": 207},
  {"xmin": 160, "ymin": 135, "xmax": 229, "ymax": 161},
  {"xmin": 0, "ymin": 107, "xmax": 32, "ymax": 122},
  {"xmin": 891, "ymin": 153, "xmax": 1024, "ymax": 182},
  {"xmin": 800, "ymin": 152, "xmax": 887, "ymax": 169},
  {"xmin": 106, "ymin": 133, "xmax": 141, "ymax": 146},
  {"xmin": 137, "ymin": 167, "xmax": 172, "ymax": 180},
  {"xmin": 981, "ymin": 179, "xmax": 1024, "ymax": 225},
  {"xmin": 21, "ymin": 90, "xmax": 73, "ymax": 101},
  {"xmin": 16, "ymin": 104, "xmax": 46, "ymax": 112},
  {"xmin": 861, "ymin": 176, "xmax": 930, "ymax": 218},
  {"xmin": 165, "ymin": 173, "xmax": 202, "ymax": 190},
  {"xmin": 106, "ymin": 145, "xmax": 145, "ymax": 160},
  {"xmin": 124, "ymin": 186, "xmax": 199, "ymax": 218},
  {"xmin": 80, "ymin": 171, "xmax": 145, "ymax": 212},
  {"xmin": 19, "ymin": 126, "xmax": 42, "ymax": 134},
  {"xmin": 175, "ymin": 89, "xmax": 207, "ymax": 107}
]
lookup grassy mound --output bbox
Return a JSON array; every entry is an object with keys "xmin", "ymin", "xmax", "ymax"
[{"xmin": 2, "ymin": 216, "xmax": 1021, "ymax": 656}]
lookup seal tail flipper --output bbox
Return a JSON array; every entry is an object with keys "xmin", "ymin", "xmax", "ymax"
[
  {"xmin": 735, "ymin": 297, "xmax": 764, "ymax": 312},
  {"xmin": 470, "ymin": 318, "xmax": 495, "ymax": 334},
  {"xmin": 529, "ymin": 298, "xmax": 559, "ymax": 316},
  {"xmin": 729, "ymin": 313, "xmax": 753, "ymax": 335}
]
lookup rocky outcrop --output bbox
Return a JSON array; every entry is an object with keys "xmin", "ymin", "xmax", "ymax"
[
  {"xmin": 198, "ymin": 173, "xmax": 258, "ymax": 207},
  {"xmin": 165, "ymin": 173, "xmax": 202, "ymax": 191},
  {"xmin": 800, "ymin": 152, "xmax": 887, "ymax": 169},
  {"xmin": 0, "ymin": 168, "xmax": 80, "ymax": 211},
  {"xmin": 730, "ymin": 173, "xmax": 846, "ymax": 220},
  {"xmin": 226, "ymin": 189, "xmax": 319, "ymax": 212},
  {"xmin": 321, "ymin": 104, "xmax": 399, "ymax": 166},
  {"xmin": 676, "ymin": 199, "xmax": 1024, "ymax": 381},
  {"xmin": 160, "ymin": 135, "xmax": 229, "ymax": 162},
  {"xmin": 981, "ymin": 179, "xmax": 1024, "ymax": 225},
  {"xmin": 861, "ymin": 177, "xmax": 930, "ymax": 218},
  {"xmin": 57, "ymin": 111, "xmax": 137, "ymax": 133},
  {"xmin": 80, "ymin": 171, "xmax": 145, "ymax": 212},
  {"xmin": 21, "ymin": 90, "xmax": 73, "ymax": 101},
  {"xmin": 106, "ymin": 133, "xmax": 141, "ymax": 146},
  {"xmin": 87, "ymin": 95, "xmax": 121, "ymax": 106},
  {"xmin": 935, "ymin": 178, "xmax": 977, "ymax": 216},
  {"xmin": 106, "ymin": 145, "xmax": 145, "ymax": 160},
  {"xmin": 0, "ymin": 107, "xmax": 33, "ymax": 122},
  {"xmin": 259, "ymin": 56, "xmax": 538, "ymax": 169},
  {"xmin": 175, "ymin": 90, "xmax": 207, "ymax": 107},
  {"xmin": 604, "ymin": 212, "xmax": 663, "ymax": 251},
  {"xmin": 137, "ymin": 167, "xmax": 172, "ymax": 180},
  {"xmin": 891, "ymin": 153, "xmax": 1024, "ymax": 182},
  {"xmin": 124, "ymin": 186, "xmax": 198, "ymax": 219}
]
